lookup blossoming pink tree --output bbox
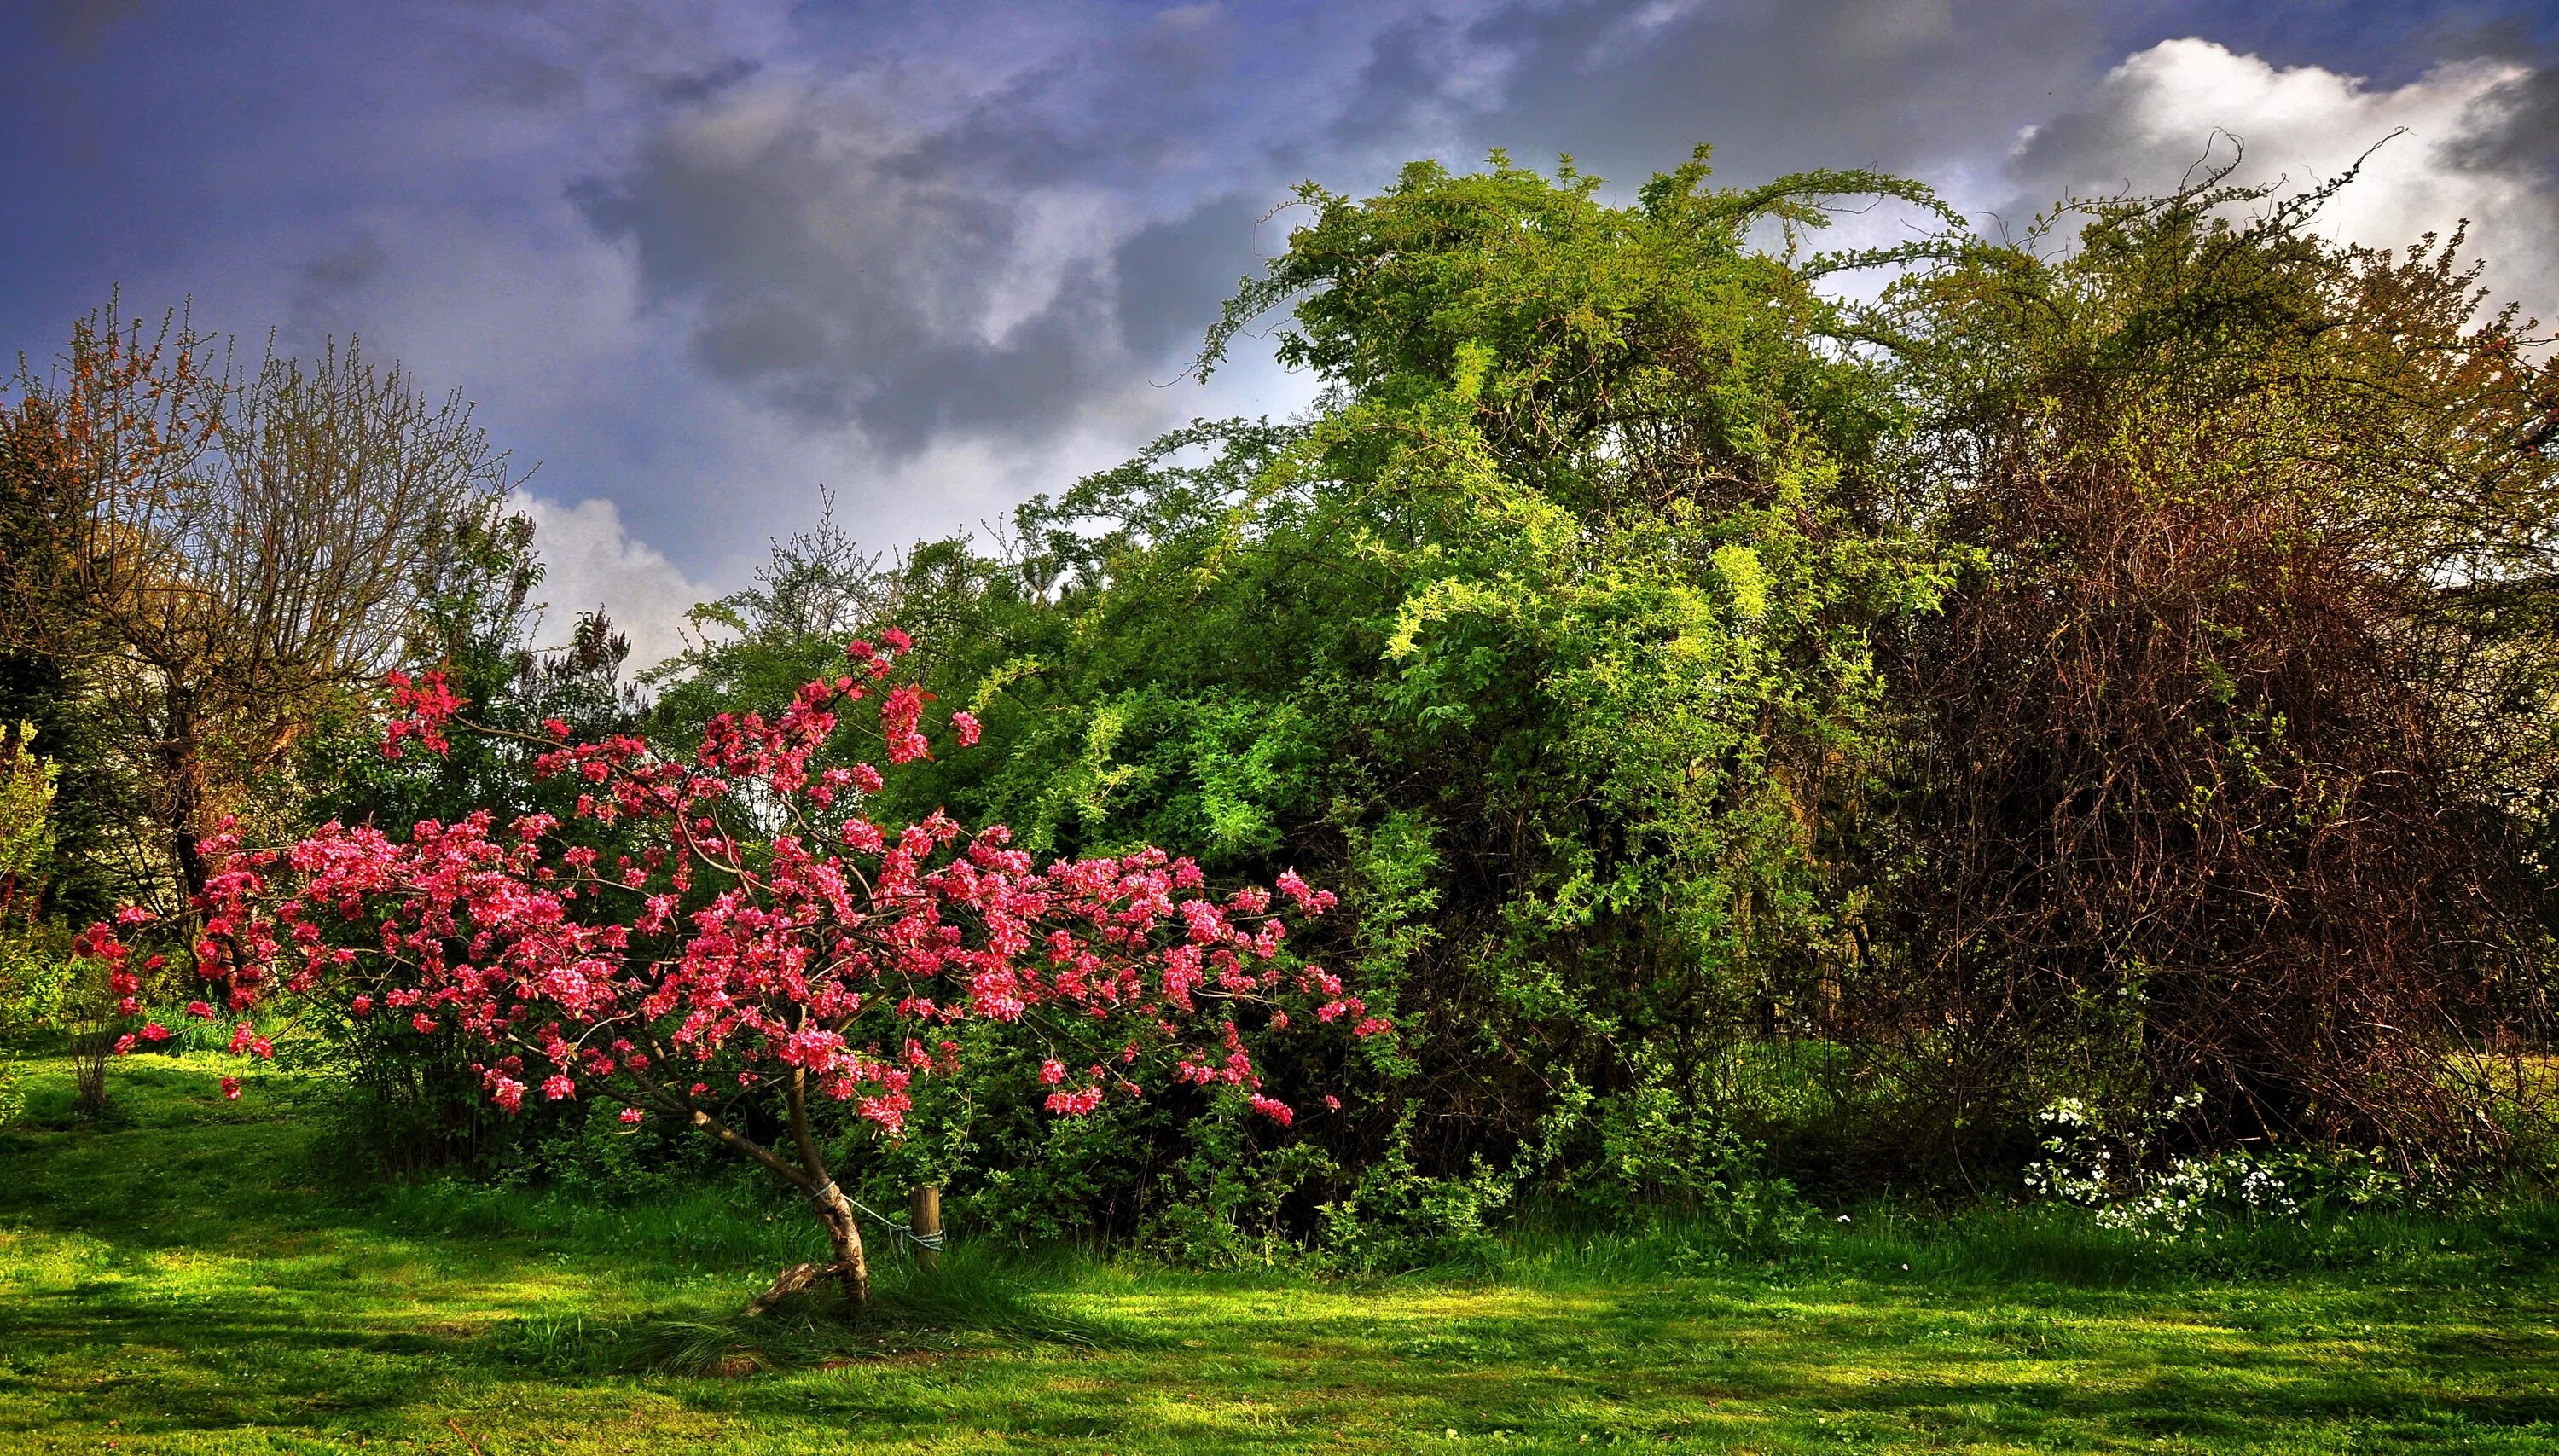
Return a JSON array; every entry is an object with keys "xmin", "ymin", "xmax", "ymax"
[{"xmin": 80, "ymin": 631, "xmax": 1381, "ymax": 1308}]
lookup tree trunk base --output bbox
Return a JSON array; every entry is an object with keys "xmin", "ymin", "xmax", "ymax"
[{"xmin": 743, "ymin": 1259, "xmax": 865, "ymax": 1317}]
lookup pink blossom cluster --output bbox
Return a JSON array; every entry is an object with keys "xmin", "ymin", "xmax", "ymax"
[
  {"xmin": 84, "ymin": 631, "xmax": 1383, "ymax": 1159},
  {"xmin": 380, "ymin": 670, "xmax": 463, "ymax": 759}
]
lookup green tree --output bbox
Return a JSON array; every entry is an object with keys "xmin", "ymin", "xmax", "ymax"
[
  {"xmin": 823, "ymin": 149, "xmax": 1957, "ymax": 1237},
  {"xmin": 0, "ymin": 722, "xmax": 66, "ymax": 1126}
]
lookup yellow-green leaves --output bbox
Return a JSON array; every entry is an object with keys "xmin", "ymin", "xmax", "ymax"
[
  {"xmin": 1709, "ymin": 543, "xmax": 1769, "ymax": 623},
  {"xmin": 0, "ymin": 725, "xmax": 55, "ymax": 907}
]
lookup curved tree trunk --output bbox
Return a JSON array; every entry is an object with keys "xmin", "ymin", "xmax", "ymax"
[
  {"xmin": 746, "ymin": 1181, "xmax": 872, "ymax": 1315},
  {"xmin": 640, "ymin": 1056, "xmax": 877, "ymax": 1316},
  {"xmin": 738, "ymin": 1063, "xmax": 871, "ymax": 1314},
  {"xmin": 815, "ymin": 1180, "xmax": 872, "ymax": 1303}
]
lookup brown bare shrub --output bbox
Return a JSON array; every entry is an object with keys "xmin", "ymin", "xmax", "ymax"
[{"xmin": 1856, "ymin": 171, "xmax": 2559, "ymax": 1175}]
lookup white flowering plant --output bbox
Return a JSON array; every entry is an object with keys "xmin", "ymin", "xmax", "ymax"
[{"xmin": 2023, "ymin": 1093, "xmax": 2409, "ymax": 1236}]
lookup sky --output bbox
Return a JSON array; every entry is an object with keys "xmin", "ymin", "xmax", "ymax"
[{"xmin": 6, "ymin": 0, "xmax": 2557, "ymax": 665}]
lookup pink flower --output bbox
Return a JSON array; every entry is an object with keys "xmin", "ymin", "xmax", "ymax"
[
  {"xmin": 220, "ymin": 1076, "xmax": 243, "ymax": 1101},
  {"xmin": 381, "ymin": 669, "xmax": 463, "ymax": 757},
  {"xmin": 778, "ymin": 1026, "xmax": 848, "ymax": 1071},
  {"xmin": 858, "ymin": 1091, "xmax": 911, "ymax": 1134},
  {"xmin": 880, "ymin": 686, "xmax": 933, "ymax": 763},
  {"xmin": 1044, "ymin": 1086, "xmax": 1104, "ymax": 1116},
  {"xmin": 148, "ymin": 641, "xmax": 1374, "ymax": 1259},
  {"xmin": 139, "ymin": 1022, "xmax": 172, "ymax": 1042},
  {"xmin": 185, "ymin": 1001, "xmax": 215, "ymax": 1020}
]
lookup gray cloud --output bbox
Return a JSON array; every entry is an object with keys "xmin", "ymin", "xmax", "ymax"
[
  {"xmin": 19, "ymin": 0, "xmax": 142, "ymax": 51},
  {"xmin": 455, "ymin": 46, "xmax": 588, "ymax": 111},
  {"xmin": 1326, "ymin": 11, "xmax": 1493, "ymax": 155},
  {"xmin": 1111, "ymin": 193, "xmax": 1266, "ymax": 367},
  {"xmin": 572, "ymin": 77, "xmax": 1137, "ymax": 454},
  {"xmin": 284, "ymin": 230, "xmax": 391, "ymax": 343},
  {"xmin": 919, "ymin": 4, "xmax": 1243, "ymax": 190},
  {"xmin": 2445, "ymin": 62, "xmax": 2559, "ymax": 185},
  {"xmin": 1325, "ymin": 0, "xmax": 2114, "ymax": 194}
]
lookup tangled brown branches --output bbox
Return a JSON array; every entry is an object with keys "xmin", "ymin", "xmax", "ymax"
[{"xmin": 1857, "ymin": 174, "xmax": 2559, "ymax": 1172}]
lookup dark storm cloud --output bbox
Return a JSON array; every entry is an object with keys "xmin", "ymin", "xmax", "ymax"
[
  {"xmin": 572, "ymin": 78, "xmax": 1131, "ymax": 453},
  {"xmin": 1111, "ymin": 194, "xmax": 1266, "ymax": 366},
  {"xmin": 1326, "ymin": 11, "xmax": 1486, "ymax": 153},
  {"xmin": 2445, "ymin": 61, "xmax": 2559, "ymax": 183},
  {"xmin": 566, "ymin": 2, "xmax": 1304, "ymax": 459},
  {"xmin": 919, "ymin": 3, "xmax": 1242, "ymax": 189},
  {"xmin": 654, "ymin": 57, "xmax": 763, "ymax": 105},
  {"xmin": 1326, "ymin": 0, "xmax": 2113, "ymax": 190}
]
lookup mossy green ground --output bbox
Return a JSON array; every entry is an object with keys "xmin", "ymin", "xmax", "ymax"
[{"xmin": 3, "ymin": 1054, "xmax": 2556, "ymax": 1453}]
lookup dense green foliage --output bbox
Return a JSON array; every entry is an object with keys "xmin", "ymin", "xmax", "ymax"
[
  {"xmin": 644, "ymin": 154, "xmax": 1974, "ymax": 1247},
  {"xmin": 3, "ymin": 147, "xmax": 2555, "ymax": 1277},
  {"xmin": 624, "ymin": 151, "xmax": 2558, "ymax": 1247}
]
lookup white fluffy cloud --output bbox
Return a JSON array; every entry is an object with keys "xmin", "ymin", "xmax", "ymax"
[
  {"xmin": 2005, "ymin": 38, "xmax": 2559, "ymax": 322},
  {"xmin": 519, "ymin": 494, "xmax": 714, "ymax": 672}
]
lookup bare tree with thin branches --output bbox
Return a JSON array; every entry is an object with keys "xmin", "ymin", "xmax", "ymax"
[{"xmin": 1, "ymin": 300, "xmax": 518, "ymax": 908}]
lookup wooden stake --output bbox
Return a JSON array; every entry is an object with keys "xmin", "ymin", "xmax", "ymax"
[{"xmin": 909, "ymin": 1185, "xmax": 943, "ymax": 1271}]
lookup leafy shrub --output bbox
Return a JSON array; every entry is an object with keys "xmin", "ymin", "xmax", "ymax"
[
  {"xmin": 2025, "ymin": 1093, "xmax": 2423, "ymax": 1236},
  {"xmin": 84, "ymin": 629, "xmax": 1375, "ymax": 1311}
]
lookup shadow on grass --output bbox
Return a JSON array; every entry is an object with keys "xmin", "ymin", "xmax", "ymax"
[
  {"xmin": 1243, "ymin": 1274, "xmax": 2559, "ymax": 1446},
  {"xmin": 485, "ymin": 1242, "xmax": 1157, "ymax": 1378},
  {"xmin": 9, "ymin": 1054, "xmax": 2559, "ymax": 1451}
]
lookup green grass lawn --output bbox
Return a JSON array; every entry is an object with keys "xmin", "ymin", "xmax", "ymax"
[{"xmin": 3, "ymin": 1054, "xmax": 2556, "ymax": 1453}]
